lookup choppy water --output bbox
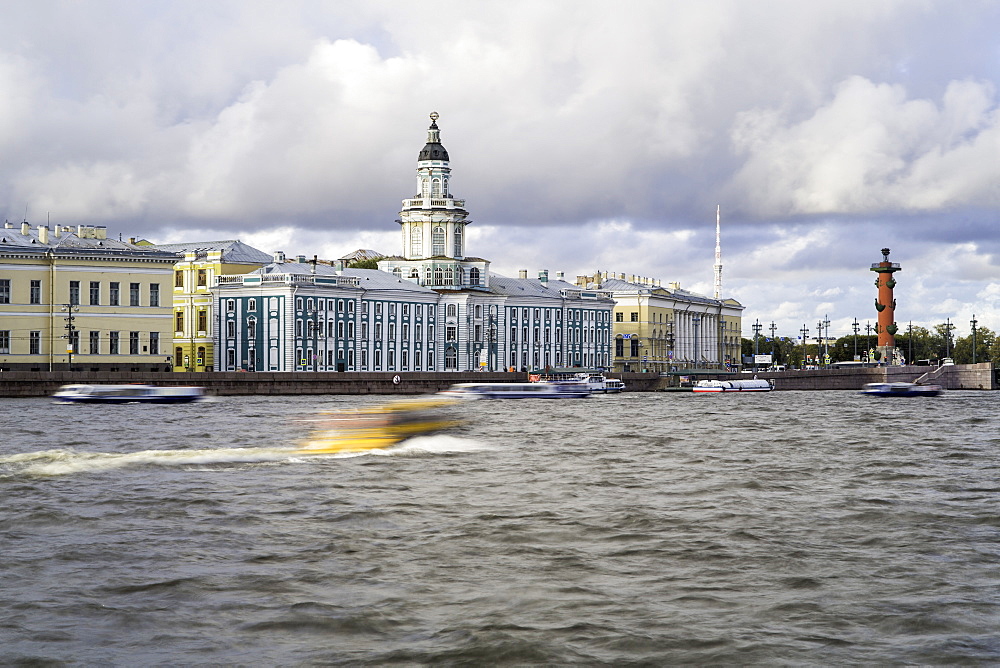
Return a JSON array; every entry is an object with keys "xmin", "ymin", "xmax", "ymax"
[{"xmin": 1, "ymin": 390, "xmax": 999, "ymax": 665}]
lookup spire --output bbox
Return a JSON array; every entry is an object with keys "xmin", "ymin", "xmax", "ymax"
[
  {"xmin": 418, "ymin": 111, "xmax": 449, "ymax": 162},
  {"xmin": 714, "ymin": 205, "xmax": 722, "ymax": 299}
]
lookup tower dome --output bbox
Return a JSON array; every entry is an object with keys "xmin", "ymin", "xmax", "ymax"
[{"xmin": 418, "ymin": 111, "xmax": 450, "ymax": 162}]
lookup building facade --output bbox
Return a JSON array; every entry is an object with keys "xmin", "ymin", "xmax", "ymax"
[
  {"xmin": 0, "ymin": 222, "xmax": 177, "ymax": 371},
  {"xmin": 151, "ymin": 240, "xmax": 271, "ymax": 371},
  {"xmin": 213, "ymin": 113, "xmax": 616, "ymax": 372},
  {"xmin": 591, "ymin": 273, "xmax": 743, "ymax": 373}
]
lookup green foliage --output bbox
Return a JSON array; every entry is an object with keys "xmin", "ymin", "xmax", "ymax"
[{"xmin": 347, "ymin": 258, "xmax": 381, "ymax": 269}]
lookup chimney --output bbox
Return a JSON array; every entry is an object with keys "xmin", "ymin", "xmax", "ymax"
[
  {"xmin": 95, "ymin": 226, "xmax": 107, "ymax": 240},
  {"xmin": 297, "ymin": 255, "xmax": 307, "ymax": 263},
  {"xmin": 556, "ymin": 271, "xmax": 564, "ymax": 280},
  {"xmin": 38, "ymin": 225, "xmax": 48, "ymax": 244},
  {"xmin": 54, "ymin": 225, "xmax": 61, "ymax": 238},
  {"xmin": 518, "ymin": 269, "xmax": 528, "ymax": 279},
  {"xmin": 669, "ymin": 281, "xmax": 680, "ymax": 290},
  {"xmin": 3, "ymin": 220, "xmax": 12, "ymax": 229},
  {"xmin": 274, "ymin": 251, "xmax": 286, "ymax": 263},
  {"xmin": 21, "ymin": 222, "xmax": 30, "ymax": 235}
]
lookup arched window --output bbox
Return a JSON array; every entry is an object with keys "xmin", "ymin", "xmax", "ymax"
[
  {"xmin": 434, "ymin": 267, "xmax": 444, "ymax": 284},
  {"xmin": 421, "ymin": 178, "xmax": 429, "ymax": 198},
  {"xmin": 444, "ymin": 266, "xmax": 454, "ymax": 285},
  {"xmin": 432, "ymin": 178, "xmax": 441, "ymax": 196},
  {"xmin": 432, "ymin": 227, "xmax": 445, "ymax": 256},
  {"xmin": 447, "ymin": 304, "xmax": 457, "ymax": 317},
  {"xmin": 454, "ymin": 227, "xmax": 462, "ymax": 257},
  {"xmin": 445, "ymin": 347, "xmax": 458, "ymax": 369},
  {"xmin": 469, "ymin": 267, "xmax": 480, "ymax": 286},
  {"xmin": 409, "ymin": 268, "xmax": 419, "ymax": 279},
  {"xmin": 410, "ymin": 228, "xmax": 422, "ymax": 256},
  {"xmin": 393, "ymin": 267, "xmax": 402, "ymax": 278}
]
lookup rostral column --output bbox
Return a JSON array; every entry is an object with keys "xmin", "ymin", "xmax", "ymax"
[{"xmin": 870, "ymin": 248, "xmax": 900, "ymax": 362}]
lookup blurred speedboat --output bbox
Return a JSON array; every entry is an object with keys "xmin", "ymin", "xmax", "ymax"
[
  {"xmin": 297, "ymin": 396, "xmax": 464, "ymax": 454},
  {"xmin": 52, "ymin": 384, "xmax": 206, "ymax": 404}
]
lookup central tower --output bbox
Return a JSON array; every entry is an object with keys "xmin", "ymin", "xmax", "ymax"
[{"xmin": 379, "ymin": 112, "xmax": 489, "ymax": 289}]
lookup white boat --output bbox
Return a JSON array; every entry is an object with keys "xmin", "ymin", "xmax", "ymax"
[
  {"xmin": 860, "ymin": 382, "xmax": 941, "ymax": 397},
  {"xmin": 439, "ymin": 382, "xmax": 591, "ymax": 399},
  {"xmin": 52, "ymin": 384, "xmax": 206, "ymax": 404},
  {"xmin": 692, "ymin": 378, "xmax": 773, "ymax": 393},
  {"xmin": 530, "ymin": 372, "xmax": 625, "ymax": 394}
]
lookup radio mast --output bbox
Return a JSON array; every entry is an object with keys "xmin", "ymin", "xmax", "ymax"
[{"xmin": 714, "ymin": 205, "xmax": 722, "ymax": 299}]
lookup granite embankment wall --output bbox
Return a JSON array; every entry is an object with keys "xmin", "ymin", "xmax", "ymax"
[
  {"xmin": 0, "ymin": 365, "xmax": 992, "ymax": 397},
  {"xmin": 695, "ymin": 363, "xmax": 996, "ymax": 391},
  {"xmin": 0, "ymin": 371, "xmax": 658, "ymax": 398}
]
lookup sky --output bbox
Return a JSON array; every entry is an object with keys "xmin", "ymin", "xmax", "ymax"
[{"xmin": 2, "ymin": 0, "xmax": 999, "ymax": 339}]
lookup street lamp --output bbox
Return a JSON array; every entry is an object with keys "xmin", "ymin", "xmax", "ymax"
[
  {"xmin": 800, "ymin": 324, "xmax": 809, "ymax": 369},
  {"xmin": 907, "ymin": 321, "xmax": 913, "ymax": 365},
  {"xmin": 61, "ymin": 304, "xmax": 80, "ymax": 370},
  {"xmin": 865, "ymin": 321, "xmax": 872, "ymax": 361},
  {"xmin": 769, "ymin": 321, "xmax": 777, "ymax": 359},
  {"xmin": 945, "ymin": 317, "xmax": 954, "ymax": 358},
  {"xmin": 971, "ymin": 314, "xmax": 978, "ymax": 364},
  {"xmin": 752, "ymin": 319, "xmax": 762, "ymax": 371},
  {"xmin": 823, "ymin": 315, "xmax": 831, "ymax": 365},
  {"xmin": 852, "ymin": 318, "xmax": 860, "ymax": 361}
]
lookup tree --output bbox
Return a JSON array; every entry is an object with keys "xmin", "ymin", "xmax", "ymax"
[
  {"xmin": 348, "ymin": 258, "xmax": 380, "ymax": 269},
  {"xmin": 953, "ymin": 327, "xmax": 995, "ymax": 364}
]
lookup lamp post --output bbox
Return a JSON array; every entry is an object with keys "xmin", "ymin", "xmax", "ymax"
[
  {"xmin": 907, "ymin": 321, "xmax": 913, "ymax": 365},
  {"xmin": 816, "ymin": 320, "xmax": 824, "ymax": 367},
  {"xmin": 865, "ymin": 321, "xmax": 872, "ymax": 362},
  {"xmin": 769, "ymin": 322, "xmax": 777, "ymax": 359},
  {"xmin": 852, "ymin": 318, "xmax": 860, "ymax": 361},
  {"xmin": 61, "ymin": 304, "xmax": 80, "ymax": 370},
  {"xmin": 752, "ymin": 319, "xmax": 762, "ymax": 371},
  {"xmin": 945, "ymin": 317, "xmax": 954, "ymax": 358},
  {"xmin": 692, "ymin": 315, "xmax": 701, "ymax": 369},
  {"xmin": 971, "ymin": 314, "xmax": 978, "ymax": 364},
  {"xmin": 823, "ymin": 315, "xmax": 831, "ymax": 365},
  {"xmin": 799, "ymin": 324, "xmax": 809, "ymax": 369}
]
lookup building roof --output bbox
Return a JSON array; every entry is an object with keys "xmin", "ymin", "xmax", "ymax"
[
  {"xmin": 151, "ymin": 240, "xmax": 272, "ymax": 264},
  {"xmin": 418, "ymin": 114, "xmax": 450, "ymax": 162},
  {"xmin": 341, "ymin": 268, "xmax": 439, "ymax": 294},
  {"xmin": 0, "ymin": 223, "xmax": 175, "ymax": 259},
  {"xmin": 599, "ymin": 276, "xmax": 741, "ymax": 307},
  {"xmin": 339, "ymin": 249, "xmax": 384, "ymax": 262}
]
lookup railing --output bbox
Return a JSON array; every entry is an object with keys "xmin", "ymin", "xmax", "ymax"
[
  {"xmin": 215, "ymin": 274, "xmax": 361, "ymax": 287},
  {"xmin": 870, "ymin": 262, "xmax": 901, "ymax": 269},
  {"xmin": 402, "ymin": 198, "xmax": 466, "ymax": 208}
]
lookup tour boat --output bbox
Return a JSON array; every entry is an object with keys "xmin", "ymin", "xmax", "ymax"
[
  {"xmin": 439, "ymin": 382, "xmax": 591, "ymax": 399},
  {"xmin": 530, "ymin": 372, "xmax": 625, "ymax": 393},
  {"xmin": 860, "ymin": 382, "xmax": 941, "ymax": 397},
  {"xmin": 692, "ymin": 379, "xmax": 773, "ymax": 393},
  {"xmin": 52, "ymin": 384, "xmax": 206, "ymax": 404}
]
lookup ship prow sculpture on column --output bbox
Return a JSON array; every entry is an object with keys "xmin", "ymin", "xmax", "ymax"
[{"xmin": 870, "ymin": 248, "xmax": 901, "ymax": 365}]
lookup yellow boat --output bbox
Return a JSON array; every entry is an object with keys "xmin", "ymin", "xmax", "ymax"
[{"xmin": 296, "ymin": 397, "xmax": 464, "ymax": 454}]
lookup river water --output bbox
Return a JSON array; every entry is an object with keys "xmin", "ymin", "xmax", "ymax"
[{"xmin": 1, "ymin": 390, "xmax": 998, "ymax": 665}]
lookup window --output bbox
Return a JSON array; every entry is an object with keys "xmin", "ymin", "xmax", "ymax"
[
  {"xmin": 444, "ymin": 267, "xmax": 453, "ymax": 285},
  {"xmin": 432, "ymin": 226, "xmax": 445, "ymax": 255},
  {"xmin": 389, "ymin": 303, "xmax": 397, "ymax": 316},
  {"xmin": 388, "ymin": 323, "xmax": 395, "ymax": 340},
  {"xmin": 475, "ymin": 324, "xmax": 482, "ymax": 341},
  {"xmin": 402, "ymin": 350, "xmax": 409, "ymax": 369},
  {"xmin": 630, "ymin": 338, "xmax": 640, "ymax": 357},
  {"xmin": 295, "ymin": 320, "xmax": 302, "ymax": 337},
  {"xmin": 630, "ymin": 312, "xmax": 639, "ymax": 322},
  {"xmin": 69, "ymin": 330, "xmax": 80, "ymax": 354},
  {"xmin": 427, "ymin": 351, "xmax": 434, "ymax": 369},
  {"xmin": 374, "ymin": 349, "xmax": 382, "ymax": 368},
  {"xmin": 149, "ymin": 332, "xmax": 159, "ymax": 355},
  {"xmin": 445, "ymin": 348, "xmax": 457, "ymax": 369},
  {"xmin": 227, "ymin": 349, "xmax": 236, "ymax": 369},
  {"xmin": 130, "ymin": 283, "xmax": 140, "ymax": 306},
  {"xmin": 197, "ymin": 269, "xmax": 207, "ymax": 286},
  {"xmin": 338, "ymin": 321, "xmax": 345, "ymax": 337},
  {"xmin": 402, "ymin": 304, "xmax": 409, "ymax": 317},
  {"xmin": 69, "ymin": 281, "xmax": 80, "ymax": 305},
  {"xmin": 306, "ymin": 298, "xmax": 314, "ymax": 312},
  {"xmin": 89, "ymin": 331, "xmax": 100, "ymax": 354},
  {"xmin": 175, "ymin": 270, "xmax": 184, "ymax": 288},
  {"xmin": 296, "ymin": 297, "xmax": 303, "ymax": 311},
  {"xmin": 347, "ymin": 300, "xmax": 354, "ymax": 313},
  {"xmin": 90, "ymin": 281, "xmax": 101, "ymax": 305},
  {"xmin": 197, "ymin": 346, "xmax": 205, "ymax": 365},
  {"xmin": 510, "ymin": 326, "xmax": 516, "ymax": 341},
  {"xmin": 29, "ymin": 331, "xmax": 40, "ymax": 355},
  {"xmin": 348, "ymin": 322, "xmax": 354, "ymax": 338},
  {"xmin": 248, "ymin": 319, "xmax": 257, "ymax": 339},
  {"xmin": 410, "ymin": 227, "xmax": 422, "ymax": 256},
  {"xmin": 110, "ymin": 332, "xmax": 120, "ymax": 355},
  {"xmin": 447, "ymin": 304, "xmax": 457, "ymax": 317},
  {"xmin": 0, "ymin": 279, "xmax": 10, "ymax": 304},
  {"xmin": 30, "ymin": 280, "xmax": 41, "ymax": 305},
  {"xmin": 248, "ymin": 298, "xmax": 256, "ymax": 312},
  {"xmin": 0, "ymin": 330, "xmax": 8, "ymax": 353},
  {"xmin": 388, "ymin": 350, "xmax": 395, "ymax": 368},
  {"xmin": 108, "ymin": 282, "xmax": 119, "ymax": 306},
  {"xmin": 375, "ymin": 302, "xmax": 382, "ymax": 315},
  {"xmin": 416, "ymin": 304, "xmax": 423, "ymax": 317},
  {"xmin": 470, "ymin": 267, "xmax": 480, "ymax": 286},
  {"xmin": 434, "ymin": 267, "xmax": 443, "ymax": 284},
  {"xmin": 454, "ymin": 227, "xmax": 462, "ymax": 257},
  {"xmin": 446, "ymin": 326, "xmax": 457, "ymax": 342},
  {"xmin": 616, "ymin": 312, "xmax": 623, "ymax": 322},
  {"xmin": 375, "ymin": 323, "xmax": 382, "ymax": 340},
  {"xmin": 402, "ymin": 323, "xmax": 409, "ymax": 340},
  {"xmin": 175, "ymin": 311, "xmax": 184, "ymax": 333},
  {"xmin": 198, "ymin": 310, "xmax": 207, "ymax": 332},
  {"xmin": 361, "ymin": 322, "xmax": 368, "ymax": 338},
  {"xmin": 227, "ymin": 299, "xmax": 235, "ymax": 313},
  {"xmin": 227, "ymin": 321, "xmax": 236, "ymax": 338}
]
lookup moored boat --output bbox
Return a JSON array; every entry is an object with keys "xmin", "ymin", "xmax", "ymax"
[
  {"xmin": 439, "ymin": 382, "xmax": 591, "ymax": 399},
  {"xmin": 692, "ymin": 379, "xmax": 773, "ymax": 393},
  {"xmin": 860, "ymin": 382, "xmax": 941, "ymax": 397},
  {"xmin": 52, "ymin": 384, "xmax": 206, "ymax": 404}
]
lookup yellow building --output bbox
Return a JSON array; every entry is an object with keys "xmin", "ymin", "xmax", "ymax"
[
  {"xmin": 576, "ymin": 272, "xmax": 743, "ymax": 373},
  {"xmin": 0, "ymin": 222, "xmax": 177, "ymax": 371},
  {"xmin": 150, "ymin": 241, "xmax": 271, "ymax": 371}
]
